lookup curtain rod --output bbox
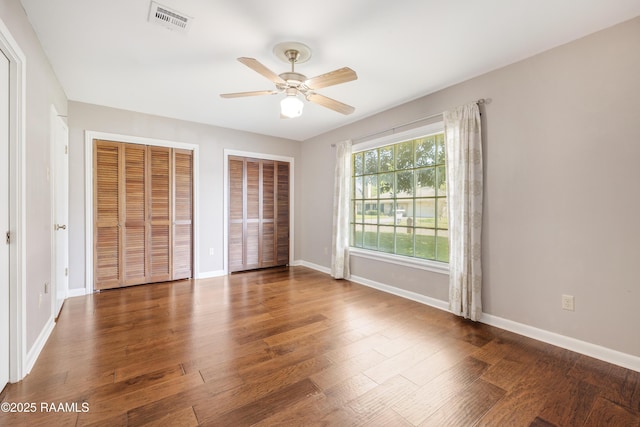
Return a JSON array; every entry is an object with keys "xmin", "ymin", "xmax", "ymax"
[{"xmin": 332, "ymin": 98, "xmax": 486, "ymax": 147}]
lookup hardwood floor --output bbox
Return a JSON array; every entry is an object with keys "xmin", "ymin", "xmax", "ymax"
[{"xmin": 1, "ymin": 266, "xmax": 638, "ymax": 426}]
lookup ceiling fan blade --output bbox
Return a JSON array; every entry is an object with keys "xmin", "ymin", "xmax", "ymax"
[
  {"xmin": 306, "ymin": 93, "xmax": 355, "ymax": 115},
  {"xmin": 238, "ymin": 57, "xmax": 286, "ymax": 85},
  {"xmin": 220, "ymin": 90, "xmax": 279, "ymax": 98},
  {"xmin": 305, "ymin": 67, "xmax": 357, "ymax": 90}
]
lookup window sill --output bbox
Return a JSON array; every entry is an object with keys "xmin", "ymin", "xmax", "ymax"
[{"xmin": 349, "ymin": 247, "xmax": 449, "ymax": 275}]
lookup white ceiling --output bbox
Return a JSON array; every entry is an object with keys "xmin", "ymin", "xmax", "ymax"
[{"xmin": 20, "ymin": 0, "xmax": 640, "ymax": 141}]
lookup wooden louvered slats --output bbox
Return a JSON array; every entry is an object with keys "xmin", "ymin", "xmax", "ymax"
[
  {"xmin": 123, "ymin": 144, "xmax": 147, "ymax": 285},
  {"xmin": 94, "ymin": 140, "xmax": 193, "ymax": 290},
  {"xmin": 148, "ymin": 146, "xmax": 172, "ymax": 282},
  {"xmin": 229, "ymin": 158, "xmax": 244, "ymax": 273},
  {"xmin": 228, "ymin": 156, "xmax": 289, "ymax": 272},
  {"xmin": 261, "ymin": 162, "xmax": 275, "ymax": 266},
  {"xmin": 94, "ymin": 141, "xmax": 121, "ymax": 290},
  {"xmin": 173, "ymin": 149, "xmax": 193, "ymax": 280},
  {"xmin": 276, "ymin": 162, "xmax": 290, "ymax": 265}
]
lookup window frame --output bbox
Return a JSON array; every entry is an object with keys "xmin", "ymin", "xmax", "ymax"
[{"xmin": 350, "ymin": 122, "xmax": 449, "ymax": 275}]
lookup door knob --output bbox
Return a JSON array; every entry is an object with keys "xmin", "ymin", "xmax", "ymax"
[{"xmin": 55, "ymin": 224, "xmax": 67, "ymax": 230}]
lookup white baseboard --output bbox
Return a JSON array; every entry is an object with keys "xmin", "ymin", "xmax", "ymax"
[
  {"xmin": 67, "ymin": 288, "xmax": 87, "ymax": 298},
  {"xmin": 25, "ymin": 317, "xmax": 55, "ymax": 375},
  {"xmin": 480, "ymin": 313, "xmax": 640, "ymax": 372},
  {"xmin": 290, "ymin": 259, "xmax": 304, "ymax": 267},
  {"xmin": 299, "ymin": 261, "xmax": 640, "ymax": 373},
  {"xmin": 300, "ymin": 260, "xmax": 331, "ymax": 275},
  {"xmin": 197, "ymin": 270, "xmax": 226, "ymax": 279}
]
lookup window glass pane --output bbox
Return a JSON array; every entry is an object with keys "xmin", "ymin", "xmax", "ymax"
[
  {"xmin": 363, "ymin": 175, "xmax": 378, "ymax": 199},
  {"xmin": 395, "ymin": 141, "xmax": 414, "ymax": 170},
  {"xmin": 378, "ymin": 226, "xmax": 395, "ymax": 253},
  {"xmin": 364, "ymin": 150, "xmax": 378, "ymax": 174},
  {"xmin": 396, "ymin": 170, "xmax": 414, "ymax": 197},
  {"xmin": 436, "ymin": 133, "xmax": 446, "ymax": 164},
  {"xmin": 379, "ymin": 201, "xmax": 395, "ymax": 225},
  {"xmin": 363, "ymin": 201, "xmax": 378, "ymax": 223},
  {"xmin": 415, "ymin": 228, "xmax": 436, "ymax": 260},
  {"xmin": 415, "ymin": 198, "xmax": 436, "ymax": 228},
  {"xmin": 416, "ymin": 167, "xmax": 435, "ymax": 197},
  {"xmin": 379, "ymin": 146, "xmax": 394, "ymax": 172},
  {"xmin": 416, "ymin": 136, "xmax": 436, "ymax": 167},
  {"xmin": 363, "ymin": 224, "xmax": 377, "ymax": 250},
  {"xmin": 395, "ymin": 199, "xmax": 412, "ymax": 226},
  {"xmin": 354, "ymin": 200, "xmax": 364, "ymax": 224},
  {"xmin": 352, "ymin": 223, "xmax": 363, "ymax": 248},
  {"xmin": 354, "ymin": 176, "xmax": 363, "ymax": 199},
  {"xmin": 395, "ymin": 229, "xmax": 414, "ymax": 257},
  {"xmin": 354, "ymin": 152, "xmax": 363, "ymax": 176},
  {"xmin": 436, "ymin": 165, "xmax": 446, "ymax": 196},
  {"xmin": 436, "ymin": 197, "xmax": 448, "ymax": 230},
  {"xmin": 436, "ymin": 229, "xmax": 449, "ymax": 262},
  {"xmin": 379, "ymin": 173, "xmax": 394, "ymax": 198}
]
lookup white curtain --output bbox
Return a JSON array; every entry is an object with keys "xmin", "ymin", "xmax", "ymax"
[
  {"xmin": 444, "ymin": 103, "xmax": 483, "ymax": 321},
  {"xmin": 331, "ymin": 140, "xmax": 352, "ymax": 279}
]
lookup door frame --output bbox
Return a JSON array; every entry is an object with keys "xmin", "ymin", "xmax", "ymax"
[
  {"xmin": 0, "ymin": 16, "xmax": 27, "ymax": 382},
  {"xmin": 50, "ymin": 105, "xmax": 68, "ymax": 317},
  {"xmin": 223, "ymin": 149, "xmax": 295, "ymax": 274},
  {"xmin": 84, "ymin": 131, "xmax": 199, "ymax": 293}
]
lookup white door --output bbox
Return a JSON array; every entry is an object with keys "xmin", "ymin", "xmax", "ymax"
[
  {"xmin": 1, "ymin": 49, "xmax": 10, "ymax": 392},
  {"xmin": 52, "ymin": 111, "xmax": 69, "ymax": 317}
]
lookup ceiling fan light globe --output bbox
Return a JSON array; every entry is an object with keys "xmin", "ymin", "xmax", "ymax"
[{"xmin": 281, "ymin": 96, "xmax": 304, "ymax": 118}]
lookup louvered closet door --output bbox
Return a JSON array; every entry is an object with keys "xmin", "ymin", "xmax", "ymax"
[
  {"xmin": 148, "ymin": 146, "xmax": 172, "ymax": 283},
  {"xmin": 276, "ymin": 161, "xmax": 290, "ymax": 265},
  {"xmin": 261, "ymin": 161, "xmax": 276, "ymax": 267},
  {"xmin": 229, "ymin": 157, "xmax": 244, "ymax": 273},
  {"xmin": 228, "ymin": 156, "xmax": 289, "ymax": 272},
  {"xmin": 94, "ymin": 141, "xmax": 194, "ymax": 289},
  {"xmin": 94, "ymin": 141, "xmax": 122, "ymax": 290},
  {"xmin": 122, "ymin": 143, "xmax": 148, "ymax": 286},
  {"xmin": 173, "ymin": 149, "xmax": 193, "ymax": 280}
]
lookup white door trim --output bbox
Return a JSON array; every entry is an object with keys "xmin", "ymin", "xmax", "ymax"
[
  {"xmin": 0, "ymin": 16, "xmax": 27, "ymax": 382},
  {"xmin": 84, "ymin": 130, "xmax": 200, "ymax": 293},
  {"xmin": 223, "ymin": 149, "xmax": 295, "ymax": 274}
]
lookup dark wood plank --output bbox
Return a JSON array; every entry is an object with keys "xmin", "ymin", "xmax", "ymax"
[{"xmin": 583, "ymin": 396, "xmax": 640, "ymax": 426}]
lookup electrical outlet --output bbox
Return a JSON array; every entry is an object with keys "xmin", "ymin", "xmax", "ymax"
[
  {"xmin": 561, "ymin": 294, "xmax": 575, "ymax": 311},
  {"xmin": 209, "ymin": 248, "xmax": 214, "ymax": 256}
]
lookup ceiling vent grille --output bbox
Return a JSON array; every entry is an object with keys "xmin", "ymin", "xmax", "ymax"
[{"xmin": 148, "ymin": 1, "xmax": 192, "ymax": 33}]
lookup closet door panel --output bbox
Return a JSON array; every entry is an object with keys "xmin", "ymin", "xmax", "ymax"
[
  {"xmin": 173, "ymin": 149, "xmax": 193, "ymax": 280},
  {"xmin": 94, "ymin": 141, "xmax": 122, "ymax": 290},
  {"xmin": 227, "ymin": 156, "xmax": 289, "ymax": 272},
  {"xmin": 122, "ymin": 144, "xmax": 148, "ymax": 285},
  {"xmin": 229, "ymin": 157, "xmax": 244, "ymax": 273},
  {"xmin": 245, "ymin": 160, "xmax": 260, "ymax": 269},
  {"xmin": 229, "ymin": 223, "xmax": 244, "ymax": 272},
  {"xmin": 261, "ymin": 161, "xmax": 275, "ymax": 266},
  {"xmin": 149, "ymin": 146, "xmax": 172, "ymax": 282},
  {"xmin": 276, "ymin": 162, "xmax": 290, "ymax": 265}
]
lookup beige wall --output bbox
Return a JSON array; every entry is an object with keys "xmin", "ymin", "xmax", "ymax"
[
  {"xmin": 0, "ymin": 0, "xmax": 68, "ymax": 351},
  {"xmin": 301, "ymin": 17, "xmax": 640, "ymax": 357},
  {"xmin": 67, "ymin": 101, "xmax": 302, "ymax": 291}
]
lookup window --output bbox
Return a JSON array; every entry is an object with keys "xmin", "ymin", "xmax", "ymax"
[{"xmin": 350, "ymin": 126, "xmax": 448, "ymax": 263}]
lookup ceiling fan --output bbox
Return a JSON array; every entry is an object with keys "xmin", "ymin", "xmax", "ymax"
[{"xmin": 220, "ymin": 42, "xmax": 357, "ymax": 118}]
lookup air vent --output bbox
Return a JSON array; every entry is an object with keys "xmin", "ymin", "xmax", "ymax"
[{"xmin": 148, "ymin": 1, "xmax": 192, "ymax": 33}]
